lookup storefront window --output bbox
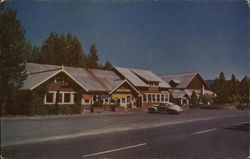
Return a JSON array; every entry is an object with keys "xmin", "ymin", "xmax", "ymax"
[
  {"xmin": 157, "ymin": 94, "xmax": 160, "ymax": 102},
  {"xmin": 165, "ymin": 94, "xmax": 169, "ymax": 102},
  {"xmin": 127, "ymin": 96, "xmax": 131, "ymax": 103},
  {"xmin": 122, "ymin": 98, "xmax": 125, "ymax": 103},
  {"xmin": 161, "ymin": 94, "xmax": 164, "ymax": 102},
  {"xmin": 152, "ymin": 94, "xmax": 156, "ymax": 102},
  {"xmin": 148, "ymin": 94, "xmax": 152, "ymax": 102}
]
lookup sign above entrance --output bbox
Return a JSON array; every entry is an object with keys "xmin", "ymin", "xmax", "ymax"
[
  {"xmin": 98, "ymin": 94, "xmax": 110, "ymax": 99},
  {"xmin": 82, "ymin": 94, "xmax": 91, "ymax": 99},
  {"xmin": 112, "ymin": 94, "xmax": 125, "ymax": 99}
]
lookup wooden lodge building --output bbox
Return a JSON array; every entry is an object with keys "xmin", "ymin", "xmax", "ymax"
[
  {"xmin": 114, "ymin": 66, "xmax": 171, "ymax": 107},
  {"xmin": 160, "ymin": 72, "xmax": 215, "ymax": 106},
  {"xmin": 20, "ymin": 63, "xmax": 140, "ymax": 109},
  {"xmin": 20, "ymin": 63, "xmax": 214, "ymax": 112}
]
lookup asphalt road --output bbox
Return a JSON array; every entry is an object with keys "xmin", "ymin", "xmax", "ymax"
[{"xmin": 1, "ymin": 110, "xmax": 249, "ymax": 159}]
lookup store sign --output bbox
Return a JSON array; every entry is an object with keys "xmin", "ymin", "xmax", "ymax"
[
  {"xmin": 112, "ymin": 94, "xmax": 125, "ymax": 99},
  {"xmin": 98, "ymin": 94, "xmax": 110, "ymax": 99},
  {"xmin": 116, "ymin": 88, "xmax": 131, "ymax": 93},
  {"xmin": 82, "ymin": 94, "xmax": 91, "ymax": 99}
]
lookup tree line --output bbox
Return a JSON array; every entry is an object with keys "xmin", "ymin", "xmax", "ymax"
[
  {"xmin": 0, "ymin": 4, "xmax": 249, "ymax": 115},
  {"xmin": 0, "ymin": 4, "xmax": 112, "ymax": 115},
  {"xmin": 27, "ymin": 32, "xmax": 113, "ymax": 70},
  {"xmin": 210, "ymin": 72, "xmax": 249, "ymax": 104}
]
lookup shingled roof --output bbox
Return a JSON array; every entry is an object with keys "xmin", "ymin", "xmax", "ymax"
[
  {"xmin": 114, "ymin": 66, "xmax": 148, "ymax": 87},
  {"xmin": 21, "ymin": 63, "xmax": 127, "ymax": 93},
  {"xmin": 114, "ymin": 66, "xmax": 170, "ymax": 88},
  {"xmin": 160, "ymin": 72, "xmax": 199, "ymax": 89}
]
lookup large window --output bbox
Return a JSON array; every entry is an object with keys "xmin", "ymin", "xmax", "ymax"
[
  {"xmin": 127, "ymin": 96, "xmax": 131, "ymax": 103},
  {"xmin": 64, "ymin": 93, "xmax": 71, "ymax": 103},
  {"xmin": 161, "ymin": 94, "xmax": 164, "ymax": 102},
  {"xmin": 152, "ymin": 94, "xmax": 156, "ymax": 102},
  {"xmin": 122, "ymin": 98, "xmax": 125, "ymax": 103},
  {"xmin": 45, "ymin": 91, "xmax": 74, "ymax": 104},
  {"xmin": 165, "ymin": 94, "xmax": 169, "ymax": 102},
  {"xmin": 148, "ymin": 94, "xmax": 152, "ymax": 102},
  {"xmin": 157, "ymin": 94, "xmax": 160, "ymax": 102},
  {"xmin": 46, "ymin": 93, "xmax": 54, "ymax": 103}
]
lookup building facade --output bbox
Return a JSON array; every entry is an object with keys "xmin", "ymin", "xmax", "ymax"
[
  {"xmin": 160, "ymin": 72, "xmax": 215, "ymax": 106},
  {"xmin": 20, "ymin": 63, "xmax": 140, "ymax": 110},
  {"xmin": 114, "ymin": 66, "xmax": 171, "ymax": 107}
]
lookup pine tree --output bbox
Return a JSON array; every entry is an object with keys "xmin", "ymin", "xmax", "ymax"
[
  {"xmin": 190, "ymin": 91, "xmax": 198, "ymax": 106},
  {"xmin": 39, "ymin": 32, "xmax": 87, "ymax": 67},
  {"xmin": 103, "ymin": 59, "xmax": 113, "ymax": 70},
  {"xmin": 0, "ymin": 4, "xmax": 28, "ymax": 115},
  {"xmin": 240, "ymin": 76, "xmax": 249, "ymax": 101},
  {"xmin": 87, "ymin": 44, "xmax": 100, "ymax": 69},
  {"xmin": 217, "ymin": 72, "xmax": 229, "ymax": 104}
]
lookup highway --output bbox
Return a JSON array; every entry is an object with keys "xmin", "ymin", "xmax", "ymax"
[{"xmin": 1, "ymin": 110, "xmax": 249, "ymax": 159}]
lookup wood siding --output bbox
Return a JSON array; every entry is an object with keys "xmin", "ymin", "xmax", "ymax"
[
  {"xmin": 42, "ymin": 72, "xmax": 85, "ymax": 92},
  {"xmin": 186, "ymin": 74, "xmax": 209, "ymax": 90}
]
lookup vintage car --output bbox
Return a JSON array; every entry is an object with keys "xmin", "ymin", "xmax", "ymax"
[{"xmin": 148, "ymin": 102, "xmax": 183, "ymax": 114}]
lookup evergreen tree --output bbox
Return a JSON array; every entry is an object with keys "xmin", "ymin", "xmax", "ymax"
[
  {"xmin": 240, "ymin": 76, "xmax": 249, "ymax": 100},
  {"xmin": 217, "ymin": 72, "xmax": 229, "ymax": 104},
  {"xmin": 229, "ymin": 74, "xmax": 237, "ymax": 96},
  {"xmin": 0, "ymin": 4, "xmax": 28, "ymax": 115},
  {"xmin": 87, "ymin": 44, "xmax": 100, "ymax": 69},
  {"xmin": 26, "ymin": 44, "xmax": 41, "ymax": 63},
  {"xmin": 103, "ymin": 59, "xmax": 113, "ymax": 70},
  {"xmin": 39, "ymin": 32, "xmax": 87, "ymax": 67},
  {"xmin": 190, "ymin": 91, "xmax": 198, "ymax": 106}
]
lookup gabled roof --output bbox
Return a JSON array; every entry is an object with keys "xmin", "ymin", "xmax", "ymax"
[
  {"xmin": 25, "ymin": 63, "xmax": 60, "ymax": 74},
  {"xmin": 21, "ymin": 63, "xmax": 128, "ymax": 93},
  {"xmin": 88, "ymin": 69, "xmax": 125, "ymax": 91},
  {"xmin": 172, "ymin": 90, "xmax": 188, "ymax": 99},
  {"xmin": 114, "ymin": 66, "xmax": 170, "ymax": 88},
  {"xmin": 160, "ymin": 72, "xmax": 199, "ymax": 89},
  {"xmin": 21, "ymin": 69, "xmax": 61, "ymax": 90},
  {"xmin": 130, "ymin": 68, "xmax": 161, "ymax": 82},
  {"xmin": 63, "ymin": 66, "xmax": 106, "ymax": 91},
  {"xmin": 114, "ymin": 66, "xmax": 148, "ymax": 87}
]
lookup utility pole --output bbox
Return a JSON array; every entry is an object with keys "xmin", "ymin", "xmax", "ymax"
[{"xmin": 149, "ymin": 50, "xmax": 152, "ymax": 71}]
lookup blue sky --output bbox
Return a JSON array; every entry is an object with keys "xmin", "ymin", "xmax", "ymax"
[{"xmin": 6, "ymin": 0, "xmax": 249, "ymax": 80}]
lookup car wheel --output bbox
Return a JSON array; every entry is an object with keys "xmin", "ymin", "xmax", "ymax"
[{"xmin": 148, "ymin": 109, "xmax": 156, "ymax": 113}]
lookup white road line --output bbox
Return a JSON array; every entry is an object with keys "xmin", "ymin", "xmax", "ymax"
[
  {"xmin": 193, "ymin": 128, "xmax": 217, "ymax": 135},
  {"xmin": 236, "ymin": 122, "xmax": 249, "ymax": 125},
  {"xmin": 82, "ymin": 143, "xmax": 147, "ymax": 158}
]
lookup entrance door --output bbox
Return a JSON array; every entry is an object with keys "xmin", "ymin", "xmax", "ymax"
[{"xmin": 136, "ymin": 96, "xmax": 142, "ymax": 107}]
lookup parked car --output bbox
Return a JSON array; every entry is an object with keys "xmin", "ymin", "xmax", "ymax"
[{"xmin": 148, "ymin": 102, "xmax": 183, "ymax": 114}]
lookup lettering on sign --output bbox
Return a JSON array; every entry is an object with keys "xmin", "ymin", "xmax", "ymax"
[
  {"xmin": 116, "ymin": 88, "xmax": 131, "ymax": 93},
  {"xmin": 112, "ymin": 94, "xmax": 126, "ymax": 99},
  {"xmin": 82, "ymin": 94, "xmax": 91, "ymax": 99}
]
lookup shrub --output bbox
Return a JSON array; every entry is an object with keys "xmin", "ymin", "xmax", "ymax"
[
  {"xmin": 28, "ymin": 93, "xmax": 51, "ymax": 116},
  {"xmin": 57, "ymin": 104, "xmax": 81, "ymax": 114}
]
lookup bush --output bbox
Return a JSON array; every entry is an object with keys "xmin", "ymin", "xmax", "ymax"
[{"xmin": 57, "ymin": 104, "xmax": 81, "ymax": 114}]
